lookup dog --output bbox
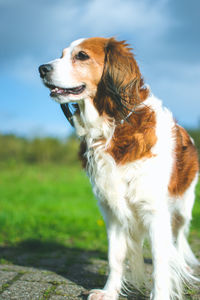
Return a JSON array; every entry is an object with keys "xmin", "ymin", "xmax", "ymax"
[{"xmin": 39, "ymin": 37, "xmax": 199, "ymax": 300}]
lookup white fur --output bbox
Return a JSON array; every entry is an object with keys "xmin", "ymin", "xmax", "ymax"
[
  {"xmin": 74, "ymin": 95, "xmax": 199, "ymax": 300},
  {"xmin": 41, "ymin": 40, "xmax": 199, "ymax": 299},
  {"xmin": 43, "ymin": 38, "xmax": 86, "ymax": 103}
]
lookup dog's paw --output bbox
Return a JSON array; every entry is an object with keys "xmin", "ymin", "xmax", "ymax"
[{"xmin": 87, "ymin": 289, "xmax": 117, "ymax": 300}]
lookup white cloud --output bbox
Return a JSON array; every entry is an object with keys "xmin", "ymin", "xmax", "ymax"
[
  {"xmin": 143, "ymin": 61, "xmax": 200, "ymax": 127},
  {"xmin": 0, "ymin": 0, "xmax": 172, "ymax": 60},
  {"xmin": 1, "ymin": 0, "xmax": 199, "ymax": 133},
  {"xmin": 1, "ymin": 0, "xmax": 173, "ymax": 83},
  {"xmin": 81, "ymin": 0, "xmax": 171, "ymax": 38},
  {"xmin": 0, "ymin": 0, "xmax": 173, "ymax": 83}
]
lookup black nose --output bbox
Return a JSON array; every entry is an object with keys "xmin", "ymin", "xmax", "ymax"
[{"xmin": 39, "ymin": 64, "xmax": 53, "ymax": 78}]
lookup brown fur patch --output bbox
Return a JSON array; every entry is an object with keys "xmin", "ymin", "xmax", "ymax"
[
  {"xmin": 93, "ymin": 38, "xmax": 149, "ymax": 121},
  {"xmin": 76, "ymin": 38, "xmax": 155, "ymax": 166},
  {"xmin": 78, "ymin": 37, "xmax": 108, "ymax": 63},
  {"xmin": 168, "ymin": 125, "xmax": 199, "ymax": 197},
  {"xmin": 107, "ymin": 106, "xmax": 157, "ymax": 164}
]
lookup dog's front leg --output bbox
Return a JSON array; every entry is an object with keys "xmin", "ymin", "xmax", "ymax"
[{"xmin": 88, "ymin": 209, "xmax": 127, "ymax": 300}]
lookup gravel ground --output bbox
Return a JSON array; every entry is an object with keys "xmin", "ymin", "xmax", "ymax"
[{"xmin": 0, "ymin": 238, "xmax": 199, "ymax": 299}]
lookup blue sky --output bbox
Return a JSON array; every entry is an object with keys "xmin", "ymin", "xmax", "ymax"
[{"xmin": 1, "ymin": 0, "xmax": 200, "ymax": 138}]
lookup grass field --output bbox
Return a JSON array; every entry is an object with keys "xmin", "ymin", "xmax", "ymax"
[
  {"xmin": 0, "ymin": 162, "xmax": 199, "ymax": 254},
  {"xmin": 0, "ymin": 163, "xmax": 107, "ymax": 252}
]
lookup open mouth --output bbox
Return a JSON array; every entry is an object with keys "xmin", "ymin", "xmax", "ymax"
[{"xmin": 47, "ymin": 84, "xmax": 86, "ymax": 97}]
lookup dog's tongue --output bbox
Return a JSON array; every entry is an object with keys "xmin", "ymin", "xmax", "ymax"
[
  {"xmin": 52, "ymin": 87, "xmax": 69, "ymax": 95},
  {"xmin": 51, "ymin": 86, "xmax": 85, "ymax": 95}
]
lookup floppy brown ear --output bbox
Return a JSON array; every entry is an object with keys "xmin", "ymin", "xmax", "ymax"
[{"xmin": 94, "ymin": 38, "xmax": 149, "ymax": 120}]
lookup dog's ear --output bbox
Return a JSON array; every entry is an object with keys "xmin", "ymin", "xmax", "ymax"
[{"xmin": 94, "ymin": 38, "xmax": 149, "ymax": 119}]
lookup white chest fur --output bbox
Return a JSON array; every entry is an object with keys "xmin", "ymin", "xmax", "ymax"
[{"xmin": 74, "ymin": 96, "xmax": 175, "ymax": 227}]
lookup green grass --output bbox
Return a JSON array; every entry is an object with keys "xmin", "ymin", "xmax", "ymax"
[
  {"xmin": 0, "ymin": 163, "xmax": 199, "ymax": 252},
  {"xmin": 192, "ymin": 179, "xmax": 200, "ymax": 236},
  {"xmin": 0, "ymin": 163, "xmax": 107, "ymax": 252}
]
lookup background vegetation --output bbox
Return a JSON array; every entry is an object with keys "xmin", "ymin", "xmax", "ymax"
[
  {"xmin": 0, "ymin": 130, "xmax": 199, "ymax": 253},
  {"xmin": 0, "ymin": 130, "xmax": 199, "ymax": 165}
]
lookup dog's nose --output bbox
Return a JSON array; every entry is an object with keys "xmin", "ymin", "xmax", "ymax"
[{"xmin": 39, "ymin": 64, "xmax": 53, "ymax": 78}]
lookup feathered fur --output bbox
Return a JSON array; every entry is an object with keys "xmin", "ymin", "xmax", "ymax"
[{"xmin": 39, "ymin": 37, "xmax": 199, "ymax": 300}]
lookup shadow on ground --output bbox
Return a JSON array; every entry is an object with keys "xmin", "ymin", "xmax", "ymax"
[
  {"xmin": 0, "ymin": 239, "xmax": 199, "ymax": 299},
  {"xmin": 0, "ymin": 240, "xmax": 107, "ymax": 288},
  {"xmin": 0, "ymin": 239, "xmax": 150, "ymax": 299}
]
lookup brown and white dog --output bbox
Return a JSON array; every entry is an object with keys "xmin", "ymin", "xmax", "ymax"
[{"xmin": 39, "ymin": 37, "xmax": 199, "ymax": 300}]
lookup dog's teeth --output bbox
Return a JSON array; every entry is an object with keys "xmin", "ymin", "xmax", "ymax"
[{"xmin": 51, "ymin": 87, "xmax": 59, "ymax": 93}]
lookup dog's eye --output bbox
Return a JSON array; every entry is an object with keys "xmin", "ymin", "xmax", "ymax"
[{"xmin": 75, "ymin": 51, "xmax": 90, "ymax": 61}]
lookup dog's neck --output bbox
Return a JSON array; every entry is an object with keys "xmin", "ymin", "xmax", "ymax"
[
  {"xmin": 79, "ymin": 98, "xmax": 100, "ymax": 126},
  {"xmin": 73, "ymin": 98, "xmax": 115, "ymax": 147}
]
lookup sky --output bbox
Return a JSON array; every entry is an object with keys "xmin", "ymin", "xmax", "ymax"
[{"xmin": 1, "ymin": 0, "xmax": 200, "ymax": 138}]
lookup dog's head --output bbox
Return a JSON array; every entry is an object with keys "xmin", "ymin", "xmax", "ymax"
[{"xmin": 39, "ymin": 37, "xmax": 149, "ymax": 120}]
